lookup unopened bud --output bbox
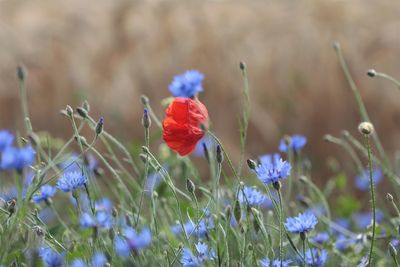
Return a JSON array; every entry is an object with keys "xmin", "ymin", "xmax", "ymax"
[
  {"xmin": 17, "ymin": 65, "xmax": 26, "ymax": 81},
  {"xmin": 141, "ymin": 146, "xmax": 149, "ymax": 154},
  {"xmin": 82, "ymin": 100, "xmax": 90, "ymax": 112},
  {"xmin": 186, "ymin": 178, "xmax": 195, "ymax": 194},
  {"xmin": 216, "ymin": 145, "xmax": 223, "ymax": 164},
  {"xmin": 76, "ymin": 107, "xmax": 88, "ymax": 118},
  {"xmin": 300, "ymin": 232, "xmax": 306, "ymax": 241},
  {"xmin": 272, "ymin": 181, "xmax": 281, "ymax": 191},
  {"xmin": 95, "ymin": 117, "xmax": 104, "ymax": 136},
  {"xmin": 139, "ymin": 153, "xmax": 147, "ymax": 164},
  {"xmin": 32, "ymin": 225, "xmax": 45, "ymax": 237},
  {"xmin": 66, "ymin": 105, "xmax": 74, "ymax": 117},
  {"xmin": 234, "ymin": 199, "xmax": 242, "ymax": 223},
  {"xmin": 332, "ymin": 41, "xmax": 340, "ymax": 51},
  {"xmin": 112, "ymin": 207, "xmax": 118, "ymax": 217},
  {"xmin": 247, "ymin": 159, "xmax": 257, "ymax": 170},
  {"xmin": 202, "ymin": 142, "xmax": 210, "ymax": 162},
  {"xmin": 142, "ymin": 108, "xmax": 151, "ymax": 129},
  {"xmin": 140, "ymin": 95, "xmax": 149, "ymax": 105},
  {"xmin": 239, "ymin": 61, "xmax": 246, "ymax": 71},
  {"xmin": 358, "ymin": 122, "xmax": 374, "ymax": 136},
  {"xmin": 367, "ymin": 69, "xmax": 376, "ymax": 78}
]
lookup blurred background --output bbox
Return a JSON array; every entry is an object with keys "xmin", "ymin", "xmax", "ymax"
[{"xmin": 1, "ymin": 0, "xmax": 400, "ymax": 187}]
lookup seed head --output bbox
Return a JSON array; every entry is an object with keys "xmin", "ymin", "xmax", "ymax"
[{"xmin": 358, "ymin": 122, "xmax": 374, "ymax": 136}]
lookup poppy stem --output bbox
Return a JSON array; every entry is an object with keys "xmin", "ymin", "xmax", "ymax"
[{"xmin": 365, "ymin": 135, "xmax": 376, "ymax": 266}]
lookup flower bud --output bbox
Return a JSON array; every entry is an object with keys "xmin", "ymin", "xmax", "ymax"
[
  {"xmin": 216, "ymin": 145, "xmax": 223, "ymax": 164},
  {"xmin": 76, "ymin": 107, "xmax": 88, "ymax": 118},
  {"xmin": 17, "ymin": 65, "xmax": 26, "ymax": 81},
  {"xmin": 202, "ymin": 142, "xmax": 210, "ymax": 162},
  {"xmin": 358, "ymin": 122, "xmax": 374, "ymax": 136},
  {"xmin": 186, "ymin": 178, "xmax": 195, "ymax": 194},
  {"xmin": 239, "ymin": 61, "xmax": 246, "ymax": 71},
  {"xmin": 82, "ymin": 100, "xmax": 90, "ymax": 112},
  {"xmin": 66, "ymin": 105, "xmax": 74, "ymax": 117},
  {"xmin": 96, "ymin": 117, "xmax": 104, "ymax": 136},
  {"xmin": 234, "ymin": 199, "xmax": 242, "ymax": 223},
  {"xmin": 367, "ymin": 69, "xmax": 376, "ymax": 77},
  {"xmin": 272, "ymin": 181, "xmax": 281, "ymax": 191},
  {"xmin": 142, "ymin": 108, "xmax": 151, "ymax": 129},
  {"xmin": 247, "ymin": 159, "xmax": 257, "ymax": 170},
  {"xmin": 140, "ymin": 95, "xmax": 149, "ymax": 105}
]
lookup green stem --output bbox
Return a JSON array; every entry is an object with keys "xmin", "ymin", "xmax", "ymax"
[
  {"xmin": 374, "ymin": 71, "xmax": 400, "ymax": 89},
  {"xmin": 136, "ymin": 126, "xmax": 150, "ymax": 225},
  {"xmin": 365, "ymin": 136, "xmax": 376, "ymax": 266},
  {"xmin": 277, "ymin": 189, "xmax": 284, "ymax": 267}
]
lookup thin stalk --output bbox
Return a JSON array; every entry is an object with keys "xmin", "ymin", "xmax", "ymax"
[
  {"xmin": 277, "ymin": 188, "xmax": 284, "ymax": 267},
  {"xmin": 238, "ymin": 62, "xmax": 251, "ymax": 176},
  {"xmin": 365, "ymin": 136, "xmax": 376, "ymax": 266},
  {"xmin": 136, "ymin": 126, "xmax": 150, "ymax": 225},
  {"xmin": 374, "ymin": 71, "xmax": 400, "ymax": 89},
  {"xmin": 17, "ymin": 68, "xmax": 32, "ymax": 134}
]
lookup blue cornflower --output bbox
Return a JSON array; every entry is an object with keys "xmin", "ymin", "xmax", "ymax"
[
  {"xmin": 95, "ymin": 198, "xmax": 113, "ymax": 212},
  {"xmin": 335, "ymin": 235, "xmax": 356, "ymax": 252},
  {"xmin": 279, "ymin": 134, "xmax": 307, "ymax": 153},
  {"xmin": 181, "ymin": 242, "xmax": 215, "ymax": 267},
  {"xmin": 56, "ymin": 171, "xmax": 87, "ymax": 192},
  {"xmin": 0, "ymin": 130, "xmax": 14, "ymax": 151},
  {"xmin": 169, "ymin": 70, "xmax": 204, "ymax": 98},
  {"xmin": 39, "ymin": 247, "xmax": 64, "ymax": 267},
  {"xmin": 353, "ymin": 209, "xmax": 384, "ymax": 229},
  {"xmin": 260, "ymin": 258, "xmax": 292, "ymax": 267},
  {"xmin": 144, "ymin": 171, "xmax": 162, "ymax": 196},
  {"xmin": 171, "ymin": 209, "xmax": 214, "ymax": 238},
  {"xmin": 355, "ymin": 168, "xmax": 382, "ymax": 191},
  {"xmin": 114, "ymin": 227, "xmax": 151, "ymax": 256},
  {"xmin": 70, "ymin": 252, "xmax": 107, "ymax": 267},
  {"xmin": 238, "ymin": 186, "xmax": 267, "ymax": 206},
  {"xmin": 181, "ymin": 248, "xmax": 198, "ymax": 267},
  {"xmin": 193, "ymin": 136, "xmax": 215, "ymax": 157},
  {"xmin": 1, "ymin": 145, "xmax": 36, "ymax": 171},
  {"xmin": 285, "ymin": 212, "xmax": 318, "ymax": 234},
  {"xmin": 255, "ymin": 154, "xmax": 291, "ymax": 184},
  {"xmin": 32, "ymin": 185, "xmax": 56, "ymax": 203},
  {"xmin": 305, "ymin": 248, "xmax": 328, "ymax": 267},
  {"xmin": 391, "ymin": 239, "xmax": 400, "ymax": 248},
  {"xmin": 80, "ymin": 211, "xmax": 114, "ymax": 229},
  {"xmin": 310, "ymin": 232, "xmax": 329, "ymax": 244}
]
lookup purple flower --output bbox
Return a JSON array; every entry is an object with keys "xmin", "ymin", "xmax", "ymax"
[
  {"xmin": 1, "ymin": 145, "xmax": 36, "ymax": 171},
  {"xmin": 32, "ymin": 185, "xmax": 56, "ymax": 203},
  {"xmin": 169, "ymin": 70, "xmax": 204, "ymax": 98},
  {"xmin": 260, "ymin": 258, "xmax": 292, "ymax": 267},
  {"xmin": 181, "ymin": 242, "xmax": 215, "ymax": 266},
  {"xmin": 70, "ymin": 252, "xmax": 107, "ymax": 267},
  {"xmin": 0, "ymin": 130, "xmax": 14, "ymax": 151},
  {"xmin": 255, "ymin": 154, "xmax": 291, "ymax": 184},
  {"xmin": 80, "ymin": 211, "xmax": 113, "ymax": 229},
  {"xmin": 305, "ymin": 248, "xmax": 328, "ymax": 267},
  {"xmin": 355, "ymin": 168, "xmax": 382, "ymax": 191},
  {"xmin": 285, "ymin": 212, "xmax": 318, "ymax": 234},
  {"xmin": 353, "ymin": 210, "xmax": 384, "ymax": 229},
  {"xmin": 95, "ymin": 198, "xmax": 113, "ymax": 212},
  {"xmin": 311, "ymin": 232, "xmax": 330, "ymax": 244},
  {"xmin": 56, "ymin": 171, "xmax": 87, "ymax": 192},
  {"xmin": 39, "ymin": 247, "xmax": 64, "ymax": 267},
  {"xmin": 114, "ymin": 227, "xmax": 151, "ymax": 256},
  {"xmin": 279, "ymin": 134, "xmax": 307, "ymax": 153},
  {"xmin": 238, "ymin": 186, "xmax": 267, "ymax": 207},
  {"xmin": 193, "ymin": 136, "xmax": 215, "ymax": 157}
]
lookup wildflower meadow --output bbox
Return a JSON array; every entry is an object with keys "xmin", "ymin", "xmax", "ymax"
[{"xmin": 1, "ymin": 42, "xmax": 400, "ymax": 267}]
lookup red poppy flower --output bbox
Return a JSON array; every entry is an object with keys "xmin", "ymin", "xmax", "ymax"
[{"xmin": 162, "ymin": 97, "xmax": 209, "ymax": 156}]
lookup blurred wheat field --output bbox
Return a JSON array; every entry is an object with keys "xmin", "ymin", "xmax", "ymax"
[{"xmin": 0, "ymin": 0, "xmax": 400, "ymax": 183}]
